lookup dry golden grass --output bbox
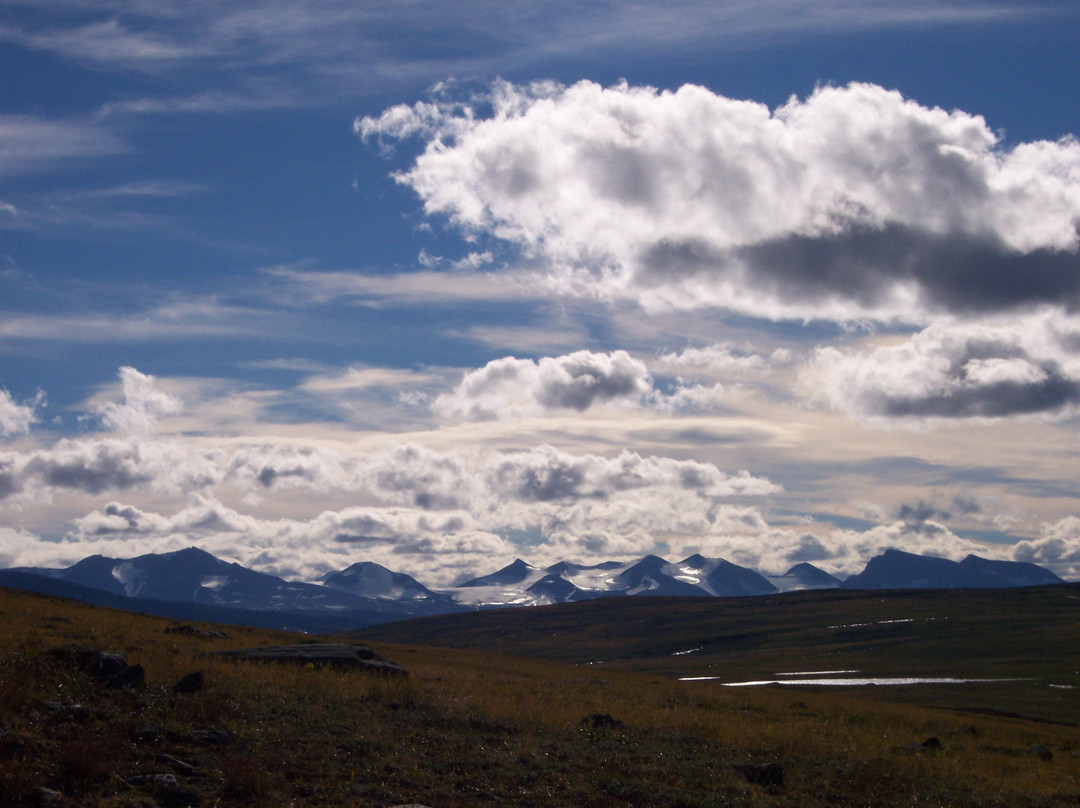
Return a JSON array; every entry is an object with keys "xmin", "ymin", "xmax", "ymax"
[{"xmin": 1, "ymin": 586, "xmax": 1077, "ymax": 807}]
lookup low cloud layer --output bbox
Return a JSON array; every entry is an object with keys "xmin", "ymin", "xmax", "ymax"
[
  {"xmin": 0, "ymin": 439, "xmax": 786, "ymax": 583},
  {"xmin": 3, "ymin": 363, "xmax": 1079, "ymax": 582},
  {"xmin": 361, "ymin": 80, "xmax": 1080, "ymax": 320},
  {"xmin": 7, "ymin": 487, "xmax": 1072, "ymax": 586},
  {"xmin": 809, "ymin": 315, "xmax": 1080, "ymax": 422}
]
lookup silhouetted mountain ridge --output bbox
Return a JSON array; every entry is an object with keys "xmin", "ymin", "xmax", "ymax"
[
  {"xmin": 842, "ymin": 548, "xmax": 1062, "ymax": 590},
  {"xmin": 1, "ymin": 546, "xmax": 1063, "ymax": 632}
]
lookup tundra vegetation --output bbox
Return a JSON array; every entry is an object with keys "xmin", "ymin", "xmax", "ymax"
[{"xmin": 0, "ymin": 583, "xmax": 1077, "ymax": 807}]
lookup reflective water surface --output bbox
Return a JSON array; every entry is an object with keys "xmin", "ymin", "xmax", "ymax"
[{"xmin": 679, "ymin": 675, "xmax": 1031, "ymax": 686}]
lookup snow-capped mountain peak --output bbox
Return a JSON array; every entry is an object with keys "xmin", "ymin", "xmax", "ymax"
[
  {"xmin": 322, "ymin": 561, "xmax": 441, "ymax": 601},
  {"xmin": 458, "ymin": 558, "xmax": 540, "ymax": 588},
  {"xmin": 3, "ymin": 547, "xmax": 1065, "ymax": 634}
]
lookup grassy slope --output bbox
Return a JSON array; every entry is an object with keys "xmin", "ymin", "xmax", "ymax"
[
  {"xmin": 1, "ymin": 585, "xmax": 1079, "ymax": 807},
  {"xmin": 361, "ymin": 584, "xmax": 1080, "ymax": 725}
]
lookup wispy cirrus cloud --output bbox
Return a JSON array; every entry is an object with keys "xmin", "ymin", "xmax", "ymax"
[
  {"xmin": 0, "ymin": 114, "xmax": 123, "ymax": 176},
  {"xmin": 3, "ymin": 2, "xmax": 1062, "ymax": 114},
  {"xmin": 262, "ymin": 266, "xmax": 539, "ymax": 307},
  {"xmin": 0, "ymin": 297, "xmax": 273, "ymax": 343}
]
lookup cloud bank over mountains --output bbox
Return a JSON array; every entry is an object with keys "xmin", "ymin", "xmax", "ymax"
[{"xmin": 3, "ymin": 358, "xmax": 1080, "ymax": 585}]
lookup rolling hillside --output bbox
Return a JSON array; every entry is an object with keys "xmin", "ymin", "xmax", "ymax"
[
  {"xmin": 362, "ymin": 582, "xmax": 1080, "ymax": 725},
  {"xmin": 2, "ymin": 584, "xmax": 1079, "ymax": 806}
]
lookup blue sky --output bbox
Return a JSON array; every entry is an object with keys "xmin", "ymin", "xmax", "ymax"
[{"xmin": 1, "ymin": 1, "xmax": 1079, "ymax": 585}]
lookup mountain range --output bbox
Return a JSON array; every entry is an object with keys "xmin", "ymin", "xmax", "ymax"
[{"xmin": 0, "ymin": 546, "xmax": 1063, "ymax": 632}]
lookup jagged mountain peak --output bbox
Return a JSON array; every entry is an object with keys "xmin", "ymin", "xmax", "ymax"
[
  {"xmin": 783, "ymin": 562, "xmax": 841, "ymax": 585},
  {"xmin": 678, "ymin": 553, "xmax": 710, "ymax": 569},
  {"xmin": 3, "ymin": 548, "xmax": 1066, "ymax": 631},
  {"xmin": 459, "ymin": 558, "xmax": 541, "ymax": 588}
]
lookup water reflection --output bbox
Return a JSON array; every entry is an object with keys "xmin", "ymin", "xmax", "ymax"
[{"xmin": 679, "ymin": 675, "xmax": 1031, "ymax": 686}]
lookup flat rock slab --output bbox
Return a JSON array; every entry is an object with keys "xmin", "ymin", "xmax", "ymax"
[{"xmin": 214, "ymin": 643, "xmax": 407, "ymax": 675}]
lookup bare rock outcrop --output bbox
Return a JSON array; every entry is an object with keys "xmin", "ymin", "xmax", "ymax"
[{"xmin": 214, "ymin": 643, "xmax": 407, "ymax": 675}]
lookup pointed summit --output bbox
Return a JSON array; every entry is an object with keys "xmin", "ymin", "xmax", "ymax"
[
  {"xmin": 702, "ymin": 559, "xmax": 777, "ymax": 597},
  {"xmin": 678, "ymin": 553, "xmax": 710, "ymax": 569},
  {"xmin": 323, "ymin": 561, "xmax": 444, "ymax": 601},
  {"xmin": 776, "ymin": 562, "xmax": 841, "ymax": 590},
  {"xmin": 459, "ymin": 559, "xmax": 540, "ymax": 588},
  {"xmin": 526, "ymin": 572, "xmax": 582, "ymax": 602},
  {"xmin": 616, "ymin": 555, "xmax": 711, "ymax": 597}
]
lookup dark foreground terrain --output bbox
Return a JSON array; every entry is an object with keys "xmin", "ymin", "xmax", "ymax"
[
  {"xmin": 364, "ymin": 582, "xmax": 1080, "ymax": 725},
  {"xmin": 1, "ymin": 584, "xmax": 1078, "ymax": 807}
]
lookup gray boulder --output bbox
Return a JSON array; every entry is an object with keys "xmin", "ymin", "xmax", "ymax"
[{"xmin": 214, "ymin": 643, "xmax": 407, "ymax": 675}]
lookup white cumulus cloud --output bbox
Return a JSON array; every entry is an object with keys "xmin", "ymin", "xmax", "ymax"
[
  {"xmin": 362, "ymin": 80, "xmax": 1080, "ymax": 320},
  {"xmin": 1010, "ymin": 516, "xmax": 1080, "ymax": 579},
  {"xmin": 0, "ymin": 389, "xmax": 38, "ymax": 438},
  {"xmin": 96, "ymin": 367, "xmax": 183, "ymax": 434},
  {"xmin": 806, "ymin": 314, "xmax": 1080, "ymax": 423},
  {"xmin": 433, "ymin": 349, "xmax": 737, "ymax": 420},
  {"xmin": 432, "ymin": 350, "xmax": 654, "ymax": 420}
]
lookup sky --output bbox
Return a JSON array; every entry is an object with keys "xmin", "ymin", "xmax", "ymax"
[{"xmin": 1, "ymin": 0, "xmax": 1080, "ymax": 586}]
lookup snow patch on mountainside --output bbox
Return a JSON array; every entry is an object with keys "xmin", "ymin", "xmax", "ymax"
[
  {"xmin": 200, "ymin": 575, "xmax": 230, "ymax": 591},
  {"xmin": 111, "ymin": 562, "xmax": 146, "ymax": 597}
]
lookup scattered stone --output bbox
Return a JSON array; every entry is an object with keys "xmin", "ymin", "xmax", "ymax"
[
  {"xmin": 1029, "ymin": 744, "xmax": 1053, "ymax": 761},
  {"xmin": 132, "ymin": 723, "xmax": 162, "ymax": 745},
  {"xmin": 901, "ymin": 736, "xmax": 941, "ymax": 754},
  {"xmin": 948, "ymin": 725, "xmax": 978, "ymax": 737},
  {"xmin": 734, "ymin": 761, "xmax": 784, "ymax": 788},
  {"xmin": 130, "ymin": 773, "xmax": 179, "ymax": 787},
  {"xmin": 190, "ymin": 728, "xmax": 233, "ymax": 747},
  {"xmin": 106, "ymin": 663, "xmax": 145, "ymax": 689},
  {"xmin": 172, "ymin": 671, "xmax": 205, "ymax": 694},
  {"xmin": 0, "ymin": 731, "xmax": 29, "ymax": 758},
  {"xmin": 44, "ymin": 644, "xmax": 90, "ymax": 665},
  {"xmin": 156, "ymin": 754, "xmax": 196, "ymax": 775},
  {"xmin": 581, "ymin": 713, "xmax": 624, "ymax": 730},
  {"xmin": 84, "ymin": 651, "xmax": 129, "ymax": 679},
  {"xmin": 214, "ymin": 643, "xmax": 407, "ymax": 675},
  {"xmin": 69, "ymin": 650, "xmax": 145, "ymax": 689},
  {"xmin": 32, "ymin": 786, "xmax": 62, "ymax": 805},
  {"xmin": 165, "ymin": 625, "xmax": 229, "ymax": 639},
  {"xmin": 41, "ymin": 701, "xmax": 90, "ymax": 721}
]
